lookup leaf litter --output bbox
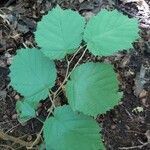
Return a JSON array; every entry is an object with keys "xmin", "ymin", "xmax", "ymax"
[{"xmin": 0, "ymin": 0, "xmax": 149, "ymax": 149}]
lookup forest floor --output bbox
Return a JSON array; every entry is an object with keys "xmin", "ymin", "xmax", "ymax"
[{"xmin": 0, "ymin": 0, "xmax": 150, "ymax": 150}]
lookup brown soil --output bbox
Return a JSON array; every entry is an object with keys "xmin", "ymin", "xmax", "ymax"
[{"xmin": 0, "ymin": 0, "xmax": 150, "ymax": 150}]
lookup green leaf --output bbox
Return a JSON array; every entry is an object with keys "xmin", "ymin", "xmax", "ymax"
[
  {"xmin": 66, "ymin": 62, "xmax": 122, "ymax": 116},
  {"xmin": 9, "ymin": 48, "xmax": 57, "ymax": 108},
  {"xmin": 35, "ymin": 6, "xmax": 85, "ymax": 59},
  {"xmin": 39, "ymin": 142, "xmax": 46, "ymax": 150},
  {"xmin": 44, "ymin": 105, "xmax": 105, "ymax": 150},
  {"xmin": 16, "ymin": 100, "xmax": 36, "ymax": 123},
  {"xmin": 83, "ymin": 9, "xmax": 139, "ymax": 56}
]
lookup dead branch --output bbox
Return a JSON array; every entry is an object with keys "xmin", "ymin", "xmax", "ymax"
[{"xmin": 0, "ymin": 130, "xmax": 32, "ymax": 147}]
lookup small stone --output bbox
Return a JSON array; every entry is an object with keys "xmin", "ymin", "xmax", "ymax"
[
  {"xmin": 14, "ymin": 95, "xmax": 20, "ymax": 100},
  {"xmin": 118, "ymin": 101, "xmax": 123, "ymax": 105},
  {"xmin": 12, "ymin": 114, "xmax": 17, "ymax": 120},
  {"xmin": 141, "ymin": 98, "xmax": 149, "ymax": 107},
  {"xmin": 5, "ymin": 52, "xmax": 13, "ymax": 65},
  {"xmin": 139, "ymin": 90, "xmax": 147, "ymax": 98},
  {"xmin": 83, "ymin": 12, "xmax": 95, "ymax": 20},
  {"xmin": 111, "ymin": 124, "xmax": 116, "ymax": 130},
  {"xmin": 125, "ymin": 125, "xmax": 130, "ymax": 130},
  {"xmin": 0, "ymin": 60, "xmax": 6, "ymax": 67}
]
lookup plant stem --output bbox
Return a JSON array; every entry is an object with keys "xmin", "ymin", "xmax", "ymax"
[
  {"xmin": 28, "ymin": 46, "xmax": 87, "ymax": 149},
  {"xmin": 55, "ymin": 46, "xmax": 87, "ymax": 97}
]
